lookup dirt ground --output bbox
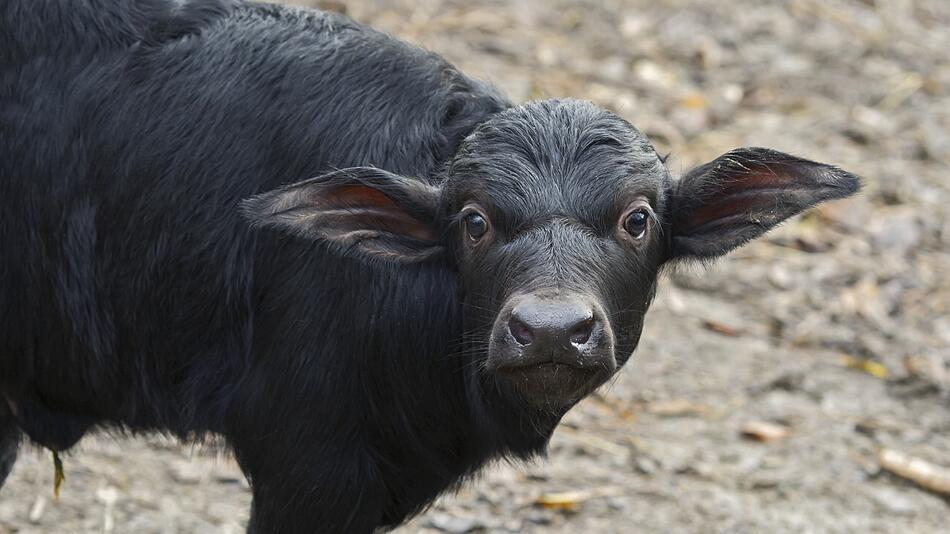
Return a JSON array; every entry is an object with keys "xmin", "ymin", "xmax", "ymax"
[{"xmin": 2, "ymin": 0, "xmax": 948, "ymax": 532}]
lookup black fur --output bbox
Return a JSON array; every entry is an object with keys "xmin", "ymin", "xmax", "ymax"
[
  {"xmin": 0, "ymin": 1, "xmax": 860, "ymax": 532},
  {"xmin": 0, "ymin": 405, "xmax": 18, "ymax": 489}
]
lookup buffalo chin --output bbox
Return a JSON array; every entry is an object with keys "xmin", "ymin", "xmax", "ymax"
[{"xmin": 495, "ymin": 363, "xmax": 606, "ymax": 409}]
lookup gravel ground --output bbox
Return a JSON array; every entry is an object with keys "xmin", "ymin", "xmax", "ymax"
[{"xmin": 2, "ymin": 0, "xmax": 949, "ymax": 532}]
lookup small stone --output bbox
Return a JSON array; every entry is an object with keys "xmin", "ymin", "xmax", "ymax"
[
  {"xmin": 869, "ymin": 210, "xmax": 920, "ymax": 254},
  {"xmin": 427, "ymin": 513, "xmax": 485, "ymax": 534},
  {"xmin": 28, "ymin": 495, "xmax": 46, "ymax": 524},
  {"xmin": 741, "ymin": 421, "xmax": 792, "ymax": 442},
  {"xmin": 769, "ymin": 264, "xmax": 794, "ymax": 290},
  {"xmin": 526, "ymin": 511, "xmax": 552, "ymax": 525},
  {"xmin": 633, "ymin": 60, "xmax": 676, "ymax": 88},
  {"xmin": 634, "ymin": 455, "xmax": 659, "ymax": 475},
  {"xmin": 96, "ymin": 486, "xmax": 119, "ymax": 505},
  {"xmin": 600, "ymin": 56, "xmax": 627, "ymax": 82},
  {"xmin": 868, "ymin": 486, "xmax": 918, "ymax": 515},
  {"xmin": 168, "ymin": 460, "xmax": 204, "ymax": 485},
  {"xmin": 621, "ymin": 14, "xmax": 646, "ymax": 38}
]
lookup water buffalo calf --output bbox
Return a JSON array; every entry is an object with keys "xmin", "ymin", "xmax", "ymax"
[{"xmin": 0, "ymin": 1, "xmax": 860, "ymax": 532}]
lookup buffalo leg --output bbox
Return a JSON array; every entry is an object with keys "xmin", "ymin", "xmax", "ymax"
[
  {"xmin": 242, "ymin": 462, "xmax": 387, "ymax": 534},
  {"xmin": 0, "ymin": 409, "xmax": 19, "ymax": 490},
  {"xmin": 235, "ymin": 439, "xmax": 387, "ymax": 534}
]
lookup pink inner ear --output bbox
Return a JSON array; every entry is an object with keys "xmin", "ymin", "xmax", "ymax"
[
  {"xmin": 320, "ymin": 185, "xmax": 435, "ymax": 241},
  {"xmin": 679, "ymin": 194, "xmax": 763, "ymax": 233},
  {"xmin": 679, "ymin": 166, "xmax": 794, "ymax": 233},
  {"xmin": 723, "ymin": 164, "xmax": 796, "ymax": 190}
]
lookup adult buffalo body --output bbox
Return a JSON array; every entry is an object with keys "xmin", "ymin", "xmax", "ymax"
[{"xmin": 0, "ymin": 1, "xmax": 859, "ymax": 531}]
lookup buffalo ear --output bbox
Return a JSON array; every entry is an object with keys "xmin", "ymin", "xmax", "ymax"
[
  {"xmin": 668, "ymin": 147, "xmax": 860, "ymax": 260},
  {"xmin": 241, "ymin": 167, "xmax": 443, "ymax": 262}
]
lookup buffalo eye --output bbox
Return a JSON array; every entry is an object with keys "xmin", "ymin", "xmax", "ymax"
[
  {"xmin": 464, "ymin": 211, "xmax": 488, "ymax": 242},
  {"xmin": 623, "ymin": 209, "xmax": 650, "ymax": 239}
]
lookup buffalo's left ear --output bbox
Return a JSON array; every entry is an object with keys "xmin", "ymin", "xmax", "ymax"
[
  {"xmin": 668, "ymin": 147, "xmax": 861, "ymax": 261},
  {"xmin": 241, "ymin": 167, "xmax": 443, "ymax": 262}
]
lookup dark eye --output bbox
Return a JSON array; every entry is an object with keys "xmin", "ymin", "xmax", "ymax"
[
  {"xmin": 464, "ymin": 212, "xmax": 488, "ymax": 241},
  {"xmin": 623, "ymin": 209, "xmax": 649, "ymax": 239}
]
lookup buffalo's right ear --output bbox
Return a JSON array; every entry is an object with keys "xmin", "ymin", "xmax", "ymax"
[
  {"xmin": 241, "ymin": 167, "xmax": 443, "ymax": 262},
  {"xmin": 667, "ymin": 147, "xmax": 860, "ymax": 261}
]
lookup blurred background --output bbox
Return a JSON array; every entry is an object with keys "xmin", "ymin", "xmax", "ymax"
[{"xmin": 2, "ymin": 0, "xmax": 948, "ymax": 532}]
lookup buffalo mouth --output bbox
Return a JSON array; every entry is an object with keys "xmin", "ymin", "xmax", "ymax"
[{"xmin": 493, "ymin": 361, "xmax": 608, "ymax": 408}]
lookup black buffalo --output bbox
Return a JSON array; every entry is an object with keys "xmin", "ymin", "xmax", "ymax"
[{"xmin": 0, "ymin": 1, "xmax": 860, "ymax": 532}]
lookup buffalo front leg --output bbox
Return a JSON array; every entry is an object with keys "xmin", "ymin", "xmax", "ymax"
[
  {"xmin": 0, "ymin": 405, "xmax": 20, "ymax": 489},
  {"xmin": 234, "ymin": 437, "xmax": 388, "ymax": 534}
]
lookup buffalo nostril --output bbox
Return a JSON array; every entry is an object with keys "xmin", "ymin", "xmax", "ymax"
[
  {"xmin": 508, "ymin": 318, "xmax": 534, "ymax": 345},
  {"xmin": 569, "ymin": 318, "xmax": 595, "ymax": 345}
]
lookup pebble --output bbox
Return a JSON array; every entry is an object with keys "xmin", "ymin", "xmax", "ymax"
[
  {"xmin": 427, "ymin": 513, "xmax": 486, "ymax": 533},
  {"xmin": 867, "ymin": 486, "xmax": 918, "ymax": 515}
]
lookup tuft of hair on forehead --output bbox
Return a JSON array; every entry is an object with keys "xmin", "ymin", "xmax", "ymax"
[
  {"xmin": 449, "ymin": 99, "xmax": 664, "ymax": 185},
  {"xmin": 443, "ymin": 99, "xmax": 669, "ymax": 236},
  {"xmin": 457, "ymin": 100, "xmax": 654, "ymax": 164}
]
